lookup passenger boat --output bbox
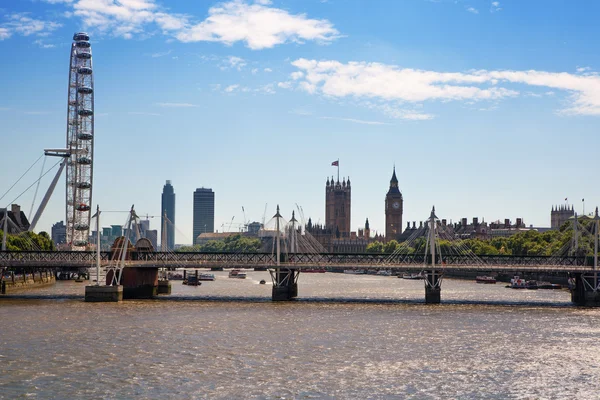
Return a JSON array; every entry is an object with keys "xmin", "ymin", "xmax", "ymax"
[
  {"xmin": 510, "ymin": 276, "xmax": 527, "ymax": 289},
  {"xmin": 376, "ymin": 270, "xmax": 392, "ymax": 276},
  {"xmin": 198, "ymin": 273, "xmax": 215, "ymax": 281},
  {"xmin": 475, "ymin": 276, "xmax": 496, "ymax": 284},
  {"xmin": 343, "ymin": 269, "xmax": 366, "ymax": 274},
  {"xmin": 402, "ymin": 272, "xmax": 425, "ymax": 280},
  {"xmin": 228, "ymin": 270, "xmax": 247, "ymax": 279}
]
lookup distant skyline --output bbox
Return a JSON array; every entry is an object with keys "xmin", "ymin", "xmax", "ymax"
[{"xmin": 0, "ymin": 0, "xmax": 599, "ymax": 244}]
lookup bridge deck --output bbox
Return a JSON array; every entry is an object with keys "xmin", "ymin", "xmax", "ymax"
[{"xmin": 0, "ymin": 251, "xmax": 595, "ymax": 274}]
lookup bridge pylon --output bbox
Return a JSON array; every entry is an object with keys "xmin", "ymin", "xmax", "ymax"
[
  {"xmin": 424, "ymin": 206, "xmax": 443, "ymax": 304},
  {"xmin": 269, "ymin": 206, "xmax": 299, "ymax": 301}
]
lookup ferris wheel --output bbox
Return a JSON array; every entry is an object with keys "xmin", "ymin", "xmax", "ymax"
[{"xmin": 65, "ymin": 32, "xmax": 94, "ymax": 249}]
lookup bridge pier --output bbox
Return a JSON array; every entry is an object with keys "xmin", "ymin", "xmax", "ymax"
[
  {"xmin": 424, "ymin": 270, "xmax": 442, "ymax": 304},
  {"xmin": 157, "ymin": 279, "xmax": 172, "ymax": 295},
  {"xmin": 85, "ymin": 284, "xmax": 123, "ymax": 302},
  {"xmin": 270, "ymin": 269, "xmax": 299, "ymax": 301},
  {"xmin": 570, "ymin": 273, "xmax": 600, "ymax": 306}
]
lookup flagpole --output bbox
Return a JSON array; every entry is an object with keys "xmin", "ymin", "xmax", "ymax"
[
  {"xmin": 583, "ymin": 198, "xmax": 585, "ymax": 216},
  {"xmin": 337, "ymin": 159, "xmax": 339, "ymax": 182}
]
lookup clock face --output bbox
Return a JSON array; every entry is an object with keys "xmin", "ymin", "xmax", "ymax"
[{"xmin": 392, "ymin": 201, "xmax": 400, "ymax": 209}]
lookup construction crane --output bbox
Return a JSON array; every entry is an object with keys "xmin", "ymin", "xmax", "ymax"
[
  {"xmin": 242, "ymin": 206, "xmax": 248, "ymax": 232},
  {"xmin": 262, "ymin": 203, "xmax": 268, "ymax": 226},
  {"xmin": 227, "ymin": 216, "xmax": 235, "ymax": 232}
]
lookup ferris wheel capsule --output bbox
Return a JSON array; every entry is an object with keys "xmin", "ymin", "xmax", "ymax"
[
  {"xmin": 78, "ymin": 67, "xmax": 93, "ymax": 75},
  {"xmin": 73, "ymin": 32, "xmax": 90, "ymax": 41},
  {"xmin": 75, "ymin": 41, "xmax": 91, "ymax": 48},
  {"xmin": 76, "ymin": 52, "xmax": 92, "ymax": 60},
  {"xmin": 77, "ymin": 87, "xmax": 93, "ymax": 94}
]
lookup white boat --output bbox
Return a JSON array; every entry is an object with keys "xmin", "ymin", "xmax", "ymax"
[
  {"xmin": 376, "ymin": 270, "xmax": 392, "ymax": 276},
  {"xmin": 510, "ymin": 276, "xmax": 527, "ymax": 289},
  {"xmin": 344, "ymin": 269, "xmax": 366, "ymax": 275},
  {"xmin": 228, "ymin": 270, "xmax": 247, "ymax": 279},
  {"xmin": 402, "ymin": 272, "xmax": 425, "ymax": 280}
]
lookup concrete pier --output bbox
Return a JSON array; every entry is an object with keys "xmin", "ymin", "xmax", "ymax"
[
  {"xmin": 571, "ymin": 273, "xmax": 600, "ymax": 306},
  {"xmin": 271, "ymin": 269, "xmax": 299, "ymax": 301},
  {"xmin": 157, "ymin": 279, "xmax": 172, "ymax": 295},
  {"xmin": 424, "ymin": 270, "xmax": 442, "ymax": 304},
  {"xmin": 85, "ymin": 285, "xmax": 123, "ymax": 302}
]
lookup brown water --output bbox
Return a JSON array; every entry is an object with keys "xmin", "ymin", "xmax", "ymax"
[{"xmin": 1, "ymin": 272, "xmax": 599, "ymax": 399}]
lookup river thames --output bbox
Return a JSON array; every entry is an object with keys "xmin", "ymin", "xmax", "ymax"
[{"xmin": 1, "ymin": 271, "xmax": 599, "ymax": 399}]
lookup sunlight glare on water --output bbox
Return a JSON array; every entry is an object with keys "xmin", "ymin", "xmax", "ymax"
[{"xmin": 0, "ymin": 271, "xmax": 599, "ymax": 399}]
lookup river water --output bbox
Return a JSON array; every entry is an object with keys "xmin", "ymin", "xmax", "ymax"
[{"xmin": 1, "ymin": 271, "xmax": 599, "ymax": 399}]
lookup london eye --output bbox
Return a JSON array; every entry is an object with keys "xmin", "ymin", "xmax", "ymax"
[{"xmin": 66, "ymin": 32, "xmax": 94, "ymax": 249}]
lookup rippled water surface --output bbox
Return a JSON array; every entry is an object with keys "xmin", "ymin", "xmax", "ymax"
[{"xmin": 1, "ymin": 272, "xmax": 599, "ymax": 399}]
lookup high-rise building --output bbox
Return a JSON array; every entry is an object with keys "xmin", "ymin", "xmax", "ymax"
[
  {"xmin": 51, "ymin": 221, "xmax": 67, "ymax": 245},
  {"xmin": 385, "ymin": 167, "xmax": 403, "ymax": 242},
  {"xmin": 161, "ymin": 180, "xmax": 176, "ymax": 251},
  {"xmin": 325, "ymin": 176, "xmax": 351, "ymax": 238},
  {"xmin": 193, "ymin": 188, "xmax": 215, "ymax": 244}
]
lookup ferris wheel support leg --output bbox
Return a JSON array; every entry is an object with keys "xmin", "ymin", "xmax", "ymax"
[{"xmin": 29, "ymin": 159, "xmax": 67, "ymax": 232}]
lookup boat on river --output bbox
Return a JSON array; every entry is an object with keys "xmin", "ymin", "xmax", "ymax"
[
  {"xmin": 476, "ymin": 276, "xmax": 496, "ymax": 284},
  {"xmin": 229, "ymin": 270, "xmax": 247, "ymax": 279},
  {"xmin": 510, "ymin": 276, "xmax": 527, "ymax": 289},
  {"xmin": 402, "ymin": 272, "xmax": 425, "ymax": 280},
  {"xmin": 344, "ymin": 269, "xmax": 366, "ymax": 275},
  {"xmin": 199, "ymin": 273, "xmax": 215, "ymax": 281}
]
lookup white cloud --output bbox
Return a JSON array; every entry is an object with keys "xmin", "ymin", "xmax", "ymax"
[
  {"xmin": 277, "ymin": 81, "xmax": 292, "ymax": 89},
  {"xmin": 490, "ymin": 1, "xmax": 501, "ymax": 12},
  {"xmin": 224, "ymin": 84, "xmax": 239, "ymax": 92},
  {"xmin": 251, "ymin": 68, "xmax": 258, "ymax": 74},
  {"xmin": 0, "ymin": 28, "xmax": 11, "ymax": 40},
  {"xmin": 577, "ymin": 66, "xmax": 592, "ymax": 73},
  {"xmin": 174, "ymin": 0, "xmax": 340, "ymax": 49},
  {"xmin": 257, "ymin": 83, "xmax": 275, "ymax": 94},
  {"xmin": 289, "ymin": 58, "xmax": 600, "ymax": 118},
  {"xmin": 264, "ymin": 67, "xmax": 273, "ymax": 72},
  {"xmin": 321, "ymin": 116, "xmax": 390, "ymax": 125},
  {"xmin": 33, "ymin": 39, "xmax": 56, "ymax": 48},
  {"xmin": 222, "ymin": 55, "xmax": 246, "ymax": 70},
  {"xmin": 467, "ymin": 7, "xmax": 479, "ymax": 14},
  {"xmin": 0, "ymin": 13, "xmax": 62, "ymax": 39},
  {"xmin": 150, "ymin": 50, "xmax": 171, "ymax": 58},
  {"xmin": 155, "ymin": 102, "xmax": 197, "ymax": 107},
  {"xmin": 49, "ymin": 0, "xmax": 338, "ymax": 48}
]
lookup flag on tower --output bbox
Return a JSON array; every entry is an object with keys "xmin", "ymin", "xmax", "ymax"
[{"xmin": 331, "ymin": 160, "xmax": 339, "ymax": 166}]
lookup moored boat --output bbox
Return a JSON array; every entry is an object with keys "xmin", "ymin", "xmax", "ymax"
[
  {"xmin": 344, "ymin": 269, "xmax": 366, "ymax": 275},
  {"xmin": 510, "ymin": 276, "xmax": 527, "ymax": 289},
  {"xmin": 402, "ymin": 272, "xmax": 424, "ymax": 280},
  {"xmin": 376, "ymin": 270, "xmax": 392, "ymax": 276},
  {"xmin": 199, "ymin": 273, "xmax": 215, "ymax": 281},
  {"xmin": 228, "ymin": 270, "xmax": 247, "ymax": 279},
  {"xmin": 476, "ymin": 276, "xmax": 496, "ymax": 284}
]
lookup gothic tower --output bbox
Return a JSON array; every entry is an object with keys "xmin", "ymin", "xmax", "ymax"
[
  {"xmin": 326, "ymin": 176, "xmax": 351, "ymax": 238},
  {"xmin": 385, "ymin": 167, "xmax": 403, "ymax": 242}
]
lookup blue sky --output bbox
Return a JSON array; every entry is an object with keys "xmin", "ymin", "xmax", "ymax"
[{"xmin": 1, "ymin": 0, "xmax": 599, "ymax": 244}]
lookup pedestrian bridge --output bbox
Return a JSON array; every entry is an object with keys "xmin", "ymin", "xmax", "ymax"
[{"xmin": 0, "ymin": 250, "xmax": 594, "ymax": 273}]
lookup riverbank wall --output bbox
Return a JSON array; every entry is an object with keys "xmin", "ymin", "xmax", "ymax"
[{"xmin": 1, "ymin": 271, "xmax": 56, "ymax": 294}]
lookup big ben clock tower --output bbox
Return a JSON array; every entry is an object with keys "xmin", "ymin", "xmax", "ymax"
[{"xmin": 385, "ymin": 167, "xmax": 403, "ymax": 242}]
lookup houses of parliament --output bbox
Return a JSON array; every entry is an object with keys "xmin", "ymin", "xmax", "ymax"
[{"xmin": 306, "ymin": 167, "xmax": 403, "ymax": 252}]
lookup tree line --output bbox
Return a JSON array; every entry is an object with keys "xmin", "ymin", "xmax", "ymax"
[{"xmin": 366, "ymin": 220, "xmax": 595, "ymax": 256}]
